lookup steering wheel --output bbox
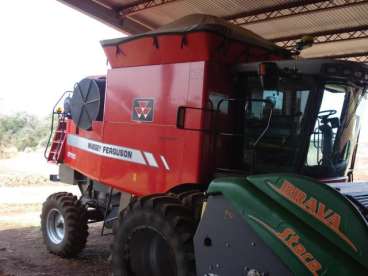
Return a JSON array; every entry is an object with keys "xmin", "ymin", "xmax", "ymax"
[{"xmin": 318, "ymin": 110, "xmax": 337, "ymax": 120}]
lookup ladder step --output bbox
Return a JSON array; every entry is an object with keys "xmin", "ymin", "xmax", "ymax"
[{"xmin": 47, "ymin": 121, "xmax": 66, "ymax": 162}]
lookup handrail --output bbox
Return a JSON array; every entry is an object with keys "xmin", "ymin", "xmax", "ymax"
[{"xmin": 44, "ymin": 91, "xmax": 72, "ymax": 160}]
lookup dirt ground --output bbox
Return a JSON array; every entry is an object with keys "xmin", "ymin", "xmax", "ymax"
[
  {"xmin": 0, "ymin": 185, "xmax": 113, "ymax": 276},
  {"xmin": 0, "ymin": 152, "xmax": 112, "ymax": 276},
  {"xmin": 0, "ymin": 225, "xmax": 112, "ymax": 276}
]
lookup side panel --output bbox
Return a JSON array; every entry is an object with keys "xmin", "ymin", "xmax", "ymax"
[
  {"xmin": 63, "ymin": 62, "xmax": 208, "ymax": 195},
  {"xmin": 206, "ymin": 175, "xmax": 368, "ymax": 275},
  {"xmin": 99, "ymin": 61, "xmax": 206, "ymax": 195},
  {"xmin": 195, "ymin": 195, "xmax": 292, "ymax": 276},
  {"xmin": 63, "ymin": 121, "xmax": 104, "ymax": 181},
  {"xmin": 247, "ymin": 174, "xmax": 368, "ymax": 267}
]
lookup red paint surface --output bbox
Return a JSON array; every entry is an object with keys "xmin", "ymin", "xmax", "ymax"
[{"xmin": 58, "ymin": 31, "xmax": 286, "ymax": 195}]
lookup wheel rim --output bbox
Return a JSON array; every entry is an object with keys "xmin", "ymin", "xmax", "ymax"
[
  {"xmin": 126, "ymin": 228, "xmax": 177, "ymax": 276},
  {"xmin": 46, "ymin": 208, "xmax": 65, "ymax": 244}
]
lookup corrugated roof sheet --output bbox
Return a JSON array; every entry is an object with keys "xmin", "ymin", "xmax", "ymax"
[
  {"xmin": 96, "ymin": 0, "xmax": 138, "ymax": 8},
  {"xmin": 57, "ymin": 0, "xmax": 368, "ymax": 61},
  {"xmin": 127, "ymin": 0, "xmax": 291, "ymax": 27},
  {"xmin": 301, "ymin": 37, "xmax": 368, "ymax": 58},
  {"xmin": 243, "ymin": 2, "xmax": 368, "ymax": 40}
]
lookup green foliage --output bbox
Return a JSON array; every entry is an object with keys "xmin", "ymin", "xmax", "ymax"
[{"xmin": 0, "ymin": 112, "xmax": 51, "ymax": 151}]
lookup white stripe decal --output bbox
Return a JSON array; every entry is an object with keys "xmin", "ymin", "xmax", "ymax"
[
  {"xmin": 67, "ymin": 135, "xmax": 146, "ymax": 165},
  {"xmin": 160, "ymin": 155, "xmax": 170, "ymax": 171},
  {"xmin": 143, "ymin": 152, "xmax": 159, "ymax": 168},
  {"xmin": 67, "ymin": 151, "xmax": 76, "ymax": 160}
]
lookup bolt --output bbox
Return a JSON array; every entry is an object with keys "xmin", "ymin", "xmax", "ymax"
[
  {"xmin": 225, "ymin": 242, "xmax": 230, "ymax": 248},
  {"xmin": 251, "ymin": 242, "xmax": 256, "ymax": 246},
  {"xmin": 204, "ymin": 237, "xmax": 212, "ymax": 247},
  {"xmin": 247, "ymin": 269, "xmax": 262, "ymax": 276}
]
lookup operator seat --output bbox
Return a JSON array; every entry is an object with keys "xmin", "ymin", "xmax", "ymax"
[
  {"xmin": 303, "ymin": 115, "xmax": 348, "ymax": 178},
  {"xmin": 319, "ymin": 116, "xmax": 339, "ymax": 167}
]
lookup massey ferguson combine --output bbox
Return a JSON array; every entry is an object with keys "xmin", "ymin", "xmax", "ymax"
[{"xmin": 41, "ymin": 15, "xmax": 368, "ymax": 276}]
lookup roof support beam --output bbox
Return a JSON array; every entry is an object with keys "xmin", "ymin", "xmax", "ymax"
[
  {"xmin": 57, "ymin": 0, "xmax": 150, "ymax": 34},
  {"xmin": 273, "ymin": 25, "xmax": 368, "ymax": 49},
  {"xmin": 119, "ymin": 0, "xmax": 180, "ymax": 16},
  {"xmin": 319, "ymin": 51, "xmax": 368, "ymax": 62},
  {"xmin": 224, "ymin": 0, "xmax": 368, "ymax": 25}
]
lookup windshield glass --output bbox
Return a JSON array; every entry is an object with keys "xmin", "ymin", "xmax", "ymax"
[
  {"xmin": 243, "ymin": 76, "xmax": 311, "ymax": 172},
  {"xmin": 303, "ymin": 83, "xmax": 366, "ymax": 178},
  {"xmin": 214, "ymin": 74, "xmax": 314, "ymax": 174},
  {"xmin": 213, "ymin": 72, "xmax": 366, "ymax": 178}
]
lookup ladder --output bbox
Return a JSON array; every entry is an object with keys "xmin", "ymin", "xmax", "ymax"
[{"xmin": 47, "ymin": 120, "xmax": 67, "ymax": 163}]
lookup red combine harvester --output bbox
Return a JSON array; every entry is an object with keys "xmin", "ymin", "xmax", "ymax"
[{"xmin": 41, "ymin": 15, "xmax": 368, "ymax": 276}]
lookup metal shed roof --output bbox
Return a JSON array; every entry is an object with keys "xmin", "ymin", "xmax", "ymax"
[{"xmin": 58, "ymin": 0, "xmax": 368, "ymax": 62}]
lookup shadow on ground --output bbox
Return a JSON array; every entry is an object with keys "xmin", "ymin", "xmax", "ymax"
[{"xmin": 0, "ymin": 224, "xmax": 112, "ymax": 276}]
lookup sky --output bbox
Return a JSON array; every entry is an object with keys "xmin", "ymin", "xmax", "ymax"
[{"xmin": 0, "ymin": 0, "xmax": 122, "ymax": 117}]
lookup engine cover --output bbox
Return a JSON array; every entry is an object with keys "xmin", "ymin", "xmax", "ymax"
[{"xmin": 329, "ymin": 182, "xmax": 368, "ymax": 220}]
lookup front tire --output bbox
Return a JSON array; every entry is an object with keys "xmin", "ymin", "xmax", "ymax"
[
  {"xmin": 41, "ymin": 192, "xmax": 88, "ymax": 258},
  {"xmin": 174, "ymin": 190, "xmax": 205, "ymax": 223},
  {"xmin": 112, "ymin": 194, "xmax": 196, "ymax": 276}
]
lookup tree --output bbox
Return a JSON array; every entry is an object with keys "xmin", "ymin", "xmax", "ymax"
[{"xmin": 0, "ymin": 112, "xmax": 50, "ymax": 152}]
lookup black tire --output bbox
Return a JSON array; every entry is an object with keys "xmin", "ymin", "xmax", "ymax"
[
  {"xmin": 173, "ymin": 190, "xmax": 205, "ymax": 223},
  {"xmin": 41, "ymin": 192, "xmax": 88, "ymax": 258},
  {"xmin": 112, "ymin": 194, "xmax": 196, "ymax": 276}
]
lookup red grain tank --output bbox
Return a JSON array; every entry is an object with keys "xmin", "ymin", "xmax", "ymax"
[{"xmin": 50, "ymin": 14, "xmax": 289, "ymax": 196}]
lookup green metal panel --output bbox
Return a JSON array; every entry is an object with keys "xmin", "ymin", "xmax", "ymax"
[{"xmin": 208, "ymin": 174, "xmax": 368, "ymax": 275}]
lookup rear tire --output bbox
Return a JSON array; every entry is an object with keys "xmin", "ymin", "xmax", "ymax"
[
  {"xmin": 112, "ymin": 194, "xmax": 196, "ymax": 276},
  {"xmin": 41, "ymin": 192, "xmax": 88, "ymax": 258}
]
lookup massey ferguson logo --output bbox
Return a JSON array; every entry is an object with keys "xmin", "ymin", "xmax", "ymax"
[{"xmin": 132, "ymin": 99, "xmax": 154, "ymax": 122}]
